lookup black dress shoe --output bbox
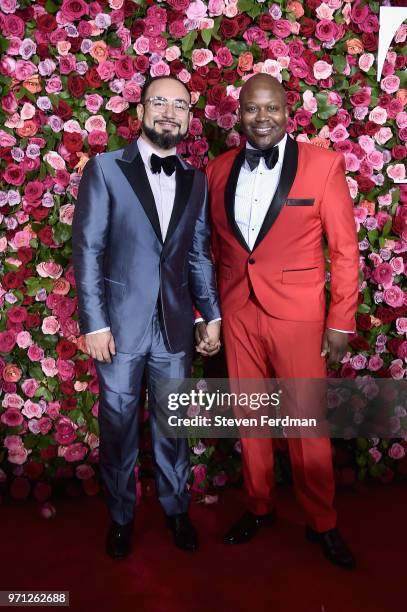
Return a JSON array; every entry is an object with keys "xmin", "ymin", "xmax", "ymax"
[
  {"xmin": 224, "ymin": 511, "xmax": 276, "ymax": 545},
  {"xmin": 105, "ymin": 521, "xmax": 133, "ymax": 559},
  {"xmin": 306, "ymin": 526, "xmax": 356, "ymax": 569},
  {"xmin": 166, "ymin": 513, "xmax": 199, "ymax": 552}
]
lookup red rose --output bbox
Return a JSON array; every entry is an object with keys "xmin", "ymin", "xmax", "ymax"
[
  {"xmin": 356, "ymin": 314, "xmax": 372, "ymax": 331},
  {"xmin": 40, "ymin": 446, "xmax": 58, "ymax": 460},
  {"xmin": 220, "ymin": 18, "xmax": 240, "ymax": 39},
  {"xmin": 68, "ymin": 36, "xmax": 82, "ymax": 53},
  {"xmin": 53, "ymin": 99, "xmax": 73, "ymax": 120},
  {"xmin": 17, "ymin": 247, "xmax": 33, "ymax": 263},
  {"xmin": 300, "ymin": 17, "xmax": 316, "ymax": 37},
  {"xmin": 123, "ymin": 0, "xmax": 138, "ymax": 16},
  {"xmin": 68, "ymin": 74, "xmax": 86, "ymax": 98},
  {"xmin": 223, "ymin": 69, "xmax": 238, "ymax": 85},
  {"xmin": 2, "ymin": 271, "xmax": 24, "ymax": 289},
  {"xmin": 85, "ymin": 67, "xmax": 102, "ymax": 88},
  {"xmin": 37, "ymin": 13, "xmax": 56, "ymax": 31},
  {"xmin": 134, "ymin": 55, "xmax": 149, "ymax": 73},
  {"xmin": 62, "ymin": 398, "xmax": 77, "ymax": 411},
  {"xmin": 75, "ymin": 359, "xmax": 89, "ymax": 376},
  {"xmin": 169, "ymin": 59, "xmax": 185, "ymax": 75},
  {"xmin": 207, "ymin": 68, "xmax": 222, "ymax": 85},
  {"xmin": 387, "ymin": 338, "xmax": 403, "ymax": 356},
  {"xmin": 24, "ymin": 180, "xmax": 44, "ymax": 202},
  {"xmin": 7, "ymin": 306, "xmax": 27, "ymax": 323},
  {"xmin": 365, "ymin": 121, "xmax": 379, "ymax": 136},
  {"xmin": 189, "ymin": 73, "xmax": 207, "ymax": 93},
  {"xmin": 207, "ymin": 84, "xmax": 226, "ymax": 106},
  {"xmin": 38, "ymin": 226, "xmax": 57, "ymax": 247},
  {"xmin": 10, "ymin": 477, "xmax": 30, "ymax": 500},
  {"xmin": 340, "ymin": 362, "xmax": 357, "ymax": 379},
  {"xmin": 361, "ymin": 32, "xmax": 377, "ymax": 52},
  {"xmin": 167, "ymin": 0, "xmax": 190, "ymax": 9},
  {"xmin": 392, "ymin": 145, "xmax": 407, "ymax": 161},
  {"xmin": 56, "ymin": 340, "xmax": 77, "ymax": 359},
  {"xmin": 115, "ymin": 56, "xmax": 134, "ymax": 80},
  {"xmin": 356, "ymin": 176, "xmax": 375, "ymax": 193},
  {"xmin": 3, "ymin": 164, "xmax": 25, "ymax": 186},
  {"xmin": 349, "ymin": 335, "xmax": 370, "ymax": 351},
  {"xmin": 23, "ymin": 461, "xmax": 44, "ymax": 480},
  {"xmin": 37, "ymin": 43, "xmax": 51, "ymax": 60},
  {"xmin": 31, "ymin": 207, "xmax": 50, "ymax": 222},
  {"xmin": 236, "ymin": 14, "xmax": 251, "ymax": 32},
  {"xmin": 258, "ymin": 14, "xmax": 274, "ymax": 31},
  {"xmin": 286, "ymin": 91, "xmax": 300, "ymax": 107},
  {"xmin": 63, "ymin": 131, "xmax": 83, "ymax": 153},
  {"xmin": 375, "ymin": 307, "xmax": 396, "ymax": 324},
  {"xmin": 60, "ymin": 381, "xmax": 75, "ymax": 395},
  {"xmin": 25, "ymin": 313, "xmax": 41, "ymax": 329},
  {"xmin": 0, "ymin": 330, "xmax": 16, "ymax": 352}
]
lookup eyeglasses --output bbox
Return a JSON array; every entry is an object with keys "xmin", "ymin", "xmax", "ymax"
[{"xmin": 144, "ymin": 96, "xmax": 190, "ymax": 114}]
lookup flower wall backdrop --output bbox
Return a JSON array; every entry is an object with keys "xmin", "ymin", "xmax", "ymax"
[{"xmin": 0, "ymin": 0, "xmax": 406, "ymax": 511}]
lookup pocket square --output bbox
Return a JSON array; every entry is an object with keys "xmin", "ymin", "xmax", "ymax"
[{"xmin": 286, "ymin": 198, "xmax": 315, "ymax": 206}]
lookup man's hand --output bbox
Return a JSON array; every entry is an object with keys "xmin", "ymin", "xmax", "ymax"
[
  {"xmin": 195, "ymin": 321, "xmax": 221, "ymax": 357},
  {"xmin": 321, "ymin": 329, "xmax": 349, "ymax": 365},
  {"xmin": 86, "ymin": 330, "xmax": 116, "ymax": 363}
]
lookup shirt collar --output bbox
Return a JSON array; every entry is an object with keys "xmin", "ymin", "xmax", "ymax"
[
  {"xmin": 245, "ymin": 133, "xmax": 287, "ymax": 167},
  {"xmin": 137, "ymin": 135, "xmax": 177, "ymax": 171}
]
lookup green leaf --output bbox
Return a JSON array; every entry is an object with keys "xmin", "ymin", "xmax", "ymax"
[
  {"xmin": 332, "ymin": 55, "xmax": 346, "ymax": 73},
  {"xmin": 382, "ymin": 218, "xmax": 393, "ymax": 237},
  {"xmin": 28, "ymin": 365, "xmax": 45, "ymax": 380},
  {"xmin": 318, "ymin": 104, "xmax": 338, "ymax": 120},
  {"xmin": 45, "ymin": 0, "xmax": 58, "ymax": 13},
  {"xmin": 0, "ymin": 37, "xmax": 10, "ymax": 54},
  {"xmin": 201, "ymin": 28, "xmax": 212, "ymax": 47},
  {"xmin": 52, "ymin": 222, "xmax": 72, "ymax": 245},
  {"xmin": 24, "ymin": 435, "xmax": 39, "ymax": 450},
  {"xmin": 226, "ymin": 40, "xmax": 248, "ymax": 56},
  {"xmin": 357, "ymin": 304, "xmax": 371, "ymax": 314},
  {"xmin": 238, "ymin": 0, "xmax": 254, "ymax": 11},
  {"xmin": 181, "ymin": 31, "xmax": 198, "ymax": 55},
  {"xmin": 368, "ymin": 229, "xmax": 378, "ymax": 245},
  {"xmin": 34, "ymin": 386, "xmax": 53, "ymax": 402}
]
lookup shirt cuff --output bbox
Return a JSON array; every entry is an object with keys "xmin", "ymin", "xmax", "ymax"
[
  {"xmin": 328, "ymin": 328, "xmax": 353, "ymax": 333},
  {"xmin": 194, "ymin": 318, "xmax": 222, "ymax": 325},
  {"xmin": 86, "ymin": 327, "xmax": 110, "ymax": 335}
]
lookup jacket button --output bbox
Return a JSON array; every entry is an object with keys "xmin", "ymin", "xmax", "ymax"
[{"xmin": 248, "ymin": 258, "xmax": 255, "ymax": 265}]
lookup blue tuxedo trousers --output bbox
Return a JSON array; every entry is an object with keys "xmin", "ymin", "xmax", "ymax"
[{"xmin": 95, "ymin": 306, "xmax": 191, "ymax": 525}]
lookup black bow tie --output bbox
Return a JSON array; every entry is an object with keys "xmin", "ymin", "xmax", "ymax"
[
  {"xmin": 150, "ymin": 153, "xmax": 178, "ymax": 176},
  {"xmin": 245, "ymin": 146, "xmax": 279, "ymax": 171}
]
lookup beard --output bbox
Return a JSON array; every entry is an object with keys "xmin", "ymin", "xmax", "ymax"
[{"xmin": 142, "ymin": 119, "xmax": 188, "ymax": 150}]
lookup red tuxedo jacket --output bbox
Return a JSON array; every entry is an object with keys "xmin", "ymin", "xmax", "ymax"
[{"xmin": 206, "ymin": 137, "xmax": 359, "ymax": 332}]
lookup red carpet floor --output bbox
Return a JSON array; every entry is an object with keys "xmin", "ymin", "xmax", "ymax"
[{"xmin": 0, "ymin": 482, "xmax": 405, "ymax": 612}]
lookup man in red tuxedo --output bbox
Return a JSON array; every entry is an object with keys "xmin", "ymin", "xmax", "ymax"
[{"xmin": 198, "ymin": 74, "xmax": 359, "ymax": 568}]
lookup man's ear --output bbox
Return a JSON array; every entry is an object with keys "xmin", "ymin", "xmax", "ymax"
[
  {"xmin": 188, "ymin": 110, "xmax": 193, "ymax": 126},
  {"xmin": 237, "ymin": 108, "xmax": 241, "ymax": 123},
  {"xmin": 136, "ymin": 103, "xmax": 144, "ymax": 122}
]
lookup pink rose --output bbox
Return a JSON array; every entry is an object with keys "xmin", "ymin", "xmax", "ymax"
[
  {"xmin": 217, "ymin": 113, "xmax": 237, "ymax": 130},
  {"xmin": 369, "ymin": 106, "xmax": 387, "ymax": 125},
  {"xmin": 59, "ymin": 203, "xmax": 75, "ymax": 225},
  {"xmin": 359, "ymin": 53, "xmax": 375, "ymax": 72},
  {"xmin": 21, "ymin": 378, "xmax": 39, "ymax": 397},
  {"xmin": 47, "ymin": 402, "xmax": 61, "ymax": 419},
  {"xmin": 85, "ymin": 94, "xmax": 104, "ymax": 114},
  {"xmin": 16, "ymin": 331, "xmax": 33, "ymax": 349},
  {"xmin": 381, "ymin": 75, "xmax": 400, "ymax": 94},
  {"xmin": 97, "ymin": 61, "xmax": 115, "ymax": 82},
  {"xmin": 396, "ymin": 318, "xmax": 407, "ymax": 334},
  {"xmin": 215, "ymin": 47, "xmax": 234, "ymax": 68},
  {"xmin": 191, "ymin": 463, "xmax": 207, "ymax": 491},
  {"xmin": 372, "ymin": 263, "xmax": 393, "ymax": 288},
  {"xmin": 330, "ymin": 124, "xmax": 349, "ymax": 143},
  {"xmin": 150, "ymin": 61, "xmax": 170, "ymax": 77},
  {"xmin": 75, "ymin": 464, "xmax": 95, "ymax": 480},
  {"xmin": 27, "ymin": 344, "xmax": 45, "ymax": 362},
  {"xmin": 390, "ymin": 257, "xmax": 404, "ymax": 275},
  {"xmin": 389, "ymin": 359, "xmax": 405, "ymax": 379},
  {"xmin": 4, "ymin": 435, "xmax": 23, "ymax": 450},
  {"xmin": 37, "ymin": 416, "xmax": 52, "ymax": 435},
  {"xmin": 388, "ymin": 443, "xmax": 405, "ymax": 460},
  {"xmin": 186, "ymin": 0, "xmax": 207, "ymax": 20},
  {"xmin": 40, "ymin": 502, "xmax": 56, "ymax": 520},
  {"xmin": 2, "ymin": 393, "xmax": 24, "ymax": 409},
  {"xmin": 41, "ymin": 358, "xmax": 58, "ymax": 377},
  {"xmin": 0, "ymin": 330, "xmax": 16, "ymax": 353},
  {"xmin": 105, "ymin": 96, "xmax": 129, "ymax": 114},
  {"xmin": 54, "ymin": 417, "xmax": 77, "ymax": 445},
  {"xmin": 63, "ymin": 443, "xmax": 88, "ymax": 462},
  {"xmin": 387, "ymin": 164, "xmax": 406, "ymax": 182},
  {"xmin": 350, "ymin": 355, "xmax": 367, "ymax": 370},
  {"xmin": 42, "ymin": 316, "xmax": 60, "ymax": 335},
  {"xmin": 374, "ymin": 128, "xmax": 393, "ymax": 145},
  {"xmin": 122, "ymin": 82, "xmax": 141, "ymax": 103},
  {"xmin": 313, "ymin": 60, "xmax": 333, "ymax": 80},
  {"xmin": 384, "ymin": 286, "xmax": 405, "ymax": 308},
  {"xmin": 369, "ymin": 448, "xmax": 382, "ymax": 463},
  {"xmin": 8, "ymin": 446, "xmax": 29, "ymax": 465},
  {"xmin": 192, "ymin": 48, "xmax": 214, "ymax": 68},
  {"xmin": 367, "ymin": 355, "xmax": 384, "ymax": 371},
  {"xmin": 57, "ymin": 358, "xmax": 75, "ymax": 381},
  {"xmin": 1, "ymin": 407, "xmax": 24, "ymax": 427},
  {"xmin": 36, "ymin": 261, "xmax": 63, "ymax": 279},
  {"xmin": 22, "ymin": 400, "xmax": 42, "ymax": 419}
]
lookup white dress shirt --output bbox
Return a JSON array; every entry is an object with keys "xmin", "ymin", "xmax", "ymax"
[
  {"xmin": 87, "ymin": 136, "xmax": 177, "ymax": 336},
  {"xmin": 235, "ymin": 134, "xmax": 350, "ymax": 334}
]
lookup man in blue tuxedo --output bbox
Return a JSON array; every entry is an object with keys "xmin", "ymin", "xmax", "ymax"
[{"xmin": 72, "ymin": 76, "xmax": 221, "ymax": 558}]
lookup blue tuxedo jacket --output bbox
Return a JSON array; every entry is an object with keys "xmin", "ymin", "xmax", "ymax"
[{"xmin": 72, "ymin": 139, "xmax": 220, "ymax": 353}]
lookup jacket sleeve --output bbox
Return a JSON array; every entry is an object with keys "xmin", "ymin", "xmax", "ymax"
[
  {"xmin": 188, "ymin": 172, "xmax": 221, "ymax": 323},
  {"xmin": 72, "ymin": 156, "xmax": 111, "ymax": 334},
  {"xmin": 320, "ymin": 153, "xmax": 360, "ymax": 332}
]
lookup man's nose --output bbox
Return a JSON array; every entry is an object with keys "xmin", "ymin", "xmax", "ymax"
[{"xmin": 162, "ymin": 103, "xmax": 176, "ymax": 119}]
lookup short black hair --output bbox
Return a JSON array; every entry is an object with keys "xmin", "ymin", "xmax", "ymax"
[{"xmin": 140, "ymin": 75, "xmax": 191, "ymax": 104}]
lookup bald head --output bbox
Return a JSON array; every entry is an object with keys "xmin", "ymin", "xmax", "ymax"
[
  {"xmin": 240, "ymin": 74, "xmax": 286, "ymax": 106},
  {"xmin": 238, "ymin": 74, "xmax": 288, "ymax": 150}
]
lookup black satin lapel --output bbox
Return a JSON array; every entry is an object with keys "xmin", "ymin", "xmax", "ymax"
[
  {"xmin": 116, "ymin": 154, "xmax": 163, "ymax": 243},
  {"xmin": 252, "ymin": 138, "xmax": 298, "ymax": 251},
  {"xmin": 164, "ymin": 165, "xmax": 194, "ymax": 248},
  {"xmin": 225, "ymin": 147, "xmax": 250, "ymax": 253}
]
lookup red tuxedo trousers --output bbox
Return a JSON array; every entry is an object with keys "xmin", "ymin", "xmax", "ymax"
[{"xmin": 222, "ymin": 297, "xmax": 337, "ymax": 533}]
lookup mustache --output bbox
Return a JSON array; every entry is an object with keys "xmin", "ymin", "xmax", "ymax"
[{"xmin": 154, "ymin": 119, "xmax": 181, "ymax": 128}]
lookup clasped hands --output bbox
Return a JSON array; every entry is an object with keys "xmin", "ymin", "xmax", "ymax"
[{"xmin": 195, "ymin": 320, "xmax": 221, "ymax": 357}]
